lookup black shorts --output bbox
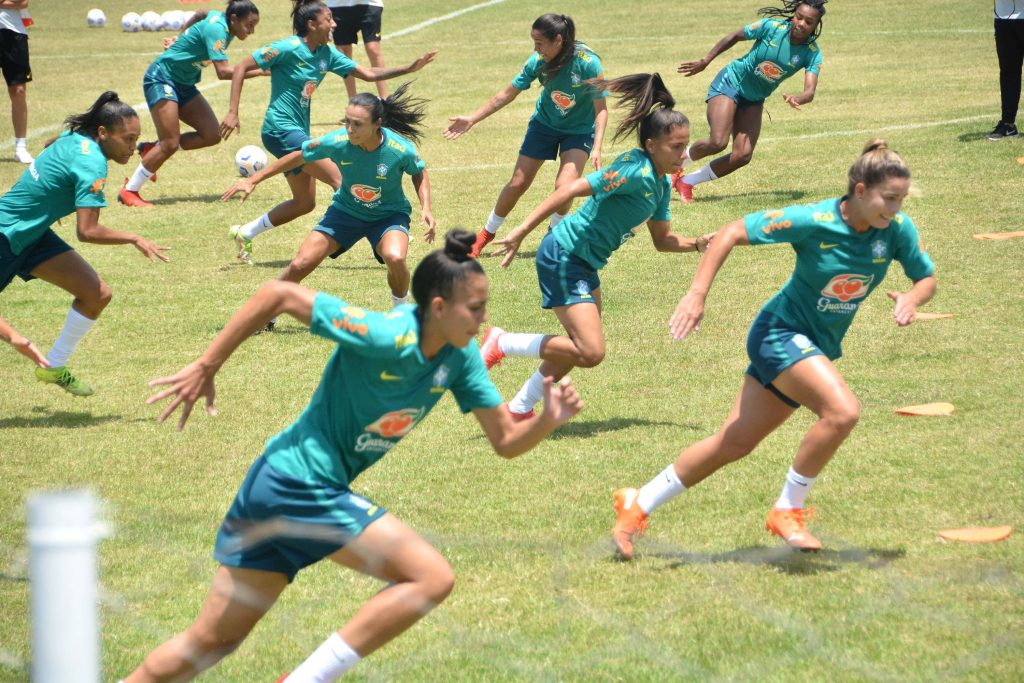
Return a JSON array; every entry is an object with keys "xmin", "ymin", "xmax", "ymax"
[
  {"xmin": 0, "ymin": 29, "xmax": 31, "ymax": 86},
  {"xmin": 331, "ymin": 5, "xmax": 383, "ymax": 45}
]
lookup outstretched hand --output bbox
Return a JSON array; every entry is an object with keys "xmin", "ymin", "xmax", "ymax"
[
  {"xmin": 422, "ymin": 208, "xmax": 437, "ymax": 244},
  {"xmin": 491, "ymin": 227, "xmax": 527, "ymax": 268},
  {"xmin": 782, "ymin": 94, "xmax": 802, "ymax": 110},
  {"xmin": 668, "ymin": 292, "xmax": 705, "ymax": 341},
  {"xmin": 147, "ymin": 360, "xmax": 218, "ymax": 431},
  {"xmin": 443, "ymin": 116, "xmax": 474, "ymax": 140},
  {"xmin": 11, "ymin": 337, "xmax": 49, "ymax": 368},
  {"xmin": 678, "ymin": 58, "xmax": 708, "ymax": 77},
  {"xmin": 409, "ymin": 50, "xmax": 439, "ymax": 73},
  {"xmin": 222, "ymin": 178, "xmax": 256, "ymax": 202},
  {"xmin": 134, "ymin": 237, "xmax": 171, "ymax": 263},
  {"xmin": 219, "ymin": 112, "xmax": 240, "ymax": 141},
  {"xmin": 541, "ymin": 375, "xmax": 584, "ymax": 424},
  {"xmin": 887, "ymin": 290, "xmax": 918, "ymax": 327}
]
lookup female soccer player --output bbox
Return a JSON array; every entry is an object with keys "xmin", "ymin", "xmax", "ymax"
[
  {"xmin": 443, "ymin": 13, "xmax": 608, "ymax": 257},
  {"xmin": 118, "ymin": 1, "xmax": 263, "ymax": 208},
  {"xmin": 483, "ymin": 73, "xmax": 709, "ymax": 419},
  {"xmin": 123, "ymin": 231, "xmax": 583, "ymax": 683},
  {"xmin": 223, "ymin": 83, "xmax": 432, "ymax": 310},
  {"xmin": 611, "ymin": 140, "xmax": 936, "ymax": 559},
  {"xmin": 221, "ymin": 0, "xmax": 436, "ymax": 262},
  {"xmin": 672, "ymin": 0, "xmax": 826, "ymax": 203},
  {"xmin": 0, "ymin": 91, "xmax": 169, "ymax": 397}
]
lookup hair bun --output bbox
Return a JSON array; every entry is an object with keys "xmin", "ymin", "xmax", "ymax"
[
  {"xmin": 862, "ymin": 138, "xmax": 888, "ymax": 154},
  {"xmin": 444, "ymin": 229, "xmax": 475, "ymax": 262}
]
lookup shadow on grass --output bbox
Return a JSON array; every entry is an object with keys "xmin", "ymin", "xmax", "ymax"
[
  {"xmin": 691, "ymin": 189, "xmax": 809, "ymax": 205},
  {"xmin": 548, "ymin": 417, "xmax": 690, "ymax": 439},
  {"xmin": 149, "ymin": 194, "xmax": 227, "ymax": 205},
  {"xmin": 956, "ymin": 130, "xmax": 990, "ymax": 143},
  {"xmin": 651, "ymin": 544, "xmax": 905, "ymax": 575},
  {"xmin": 0, "ymin": 407, "xmax": 124, "ymax": 429}
]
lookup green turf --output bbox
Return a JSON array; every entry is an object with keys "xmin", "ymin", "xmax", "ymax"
[{"xmin": 1, "ymin": 1, "xmax": 1022, "ymax": 681}]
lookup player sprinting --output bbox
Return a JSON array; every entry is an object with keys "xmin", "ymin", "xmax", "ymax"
[
  {"xmin": 612, "ymin": 139, "xmax": 936, "ymax": 559},
  {"xmin": 122, "ymin": 230, "xmax": 583, "ymax": 683},
  {"xmin": 118, "ymin": 1, "xmax": 264, "ymax": 208},
  {"xmin": 482, "ymin": 73, "xmax": 709, "ymax": 420},
  {"xmin": 443, "ymin": 13, "xmax": 608, "ymax": 258},
  {"xmin": 672, "ymin": 0, "xmax": 826, "ymax": 202},
  {"xmin": 221, "ymin": 0, "xmax": 436, "ymax": 263},
  {"xmin": 0, "ymin": 92, "xmax": 169, "ymax": 397},
  {"xmin": 223, "ymin": 82, "xmax": 432, "ymax": 311}
]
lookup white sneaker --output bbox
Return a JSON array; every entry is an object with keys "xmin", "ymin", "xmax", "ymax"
[{"xmin": 14, "ymin": 147, "xmax": 33, "ymax": 164}]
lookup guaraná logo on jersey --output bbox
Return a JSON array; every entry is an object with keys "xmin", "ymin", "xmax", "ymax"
[
  {"xmin": 754, "ymin": 61, "xmax": 784, "ymax": 82},
  {"xmin": 351, "ymin": 184, "xmax": 382, "ymax": 204},
  {"xmin": 551, "ymin": 90, "xmax": 576, "ymax": 114},
  {"xmin": 819, "ymin": 273, "xmax": 873, "ymax": 314},
  {"xmin": 365, "ymin": 407, "xmax": 425, "ymax": 439},
  {"xmin": 300, "ymin": 80, "xmax": 318, "ymax": 106}
]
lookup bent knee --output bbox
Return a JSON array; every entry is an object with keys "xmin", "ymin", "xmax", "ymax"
[
  {"xmin": 159, "ymin": 137, "xmax": 182, "ymax": 155},
  {"xmin": 423, "ymin": 562, "xmax": 455, "ymax": 605},
  {"xmin": 730, "ymin": 150, "xmax": 755, "ymax": 167},
  {"xmin": 823, "ymin": 404, "xmax": 860, "ymax": 434},
  {"xmin": 706, "ymin": 138, "xmax": 729, "ymax": 155},
  {"xmin": 575, "ymin": 347, "xmax": 605, "ymax": 369}
]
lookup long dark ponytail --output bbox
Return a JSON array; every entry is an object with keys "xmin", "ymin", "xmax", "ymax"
[
  {"xmin": 292, "ymin": 0, "xmax": 326, "ymax": 36},
  {"xmin": 64, "ymin": 91, "xmax": 138, "ymax": 141},
  {"xmin": 412, "ymin": 230, "xmax": 485, "ymax": 317},
  {"xmin": 532, "ymin": 13, "xmax": 576, "ymax": 82},
  {"xmin": 349, "ymin": 82, "xmax": 428, "ymax": 144},
  {"xmin": 589, "ymin": 73, "xmax": 689, "ymax": 147},
  {"xmin": 758, "ymin": 0, "xmax": 827, "ymax": 42}
]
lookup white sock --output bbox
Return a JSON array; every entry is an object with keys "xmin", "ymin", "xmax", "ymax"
[
  {"xmin": 548, "ymin": 212, "xmax": 565, "ymax": 229},
  {"xmin": 286, "ymin": 633, "xmax": 361, "ymax": 683},
  {"xmin": 636, "ymin": 463, "xmax": 686, "ymax": 514},
  {"xmin": 240, "ymin": 213, "xmax": 275, "ymax": 241},
  {"xmin": 507, "ymin": 369, "xmax": 546, "ymax": 415},
  {"xmin": 483, "ymin": 210, "xmax": 505, "ymax": 235},
  {"xmin": 774, "ymin": 466, "xmax": 817, "ymax": 510},
  {"xmin": 15, "ymin": 137, "xmax": 27, "ymax": 150},
  {"xmin": 46, "ymin": 307, "xmax": 96, "ymax": 368},
  {"xmin": 125, "ymin": 163, "xmax": 155, "ymax": 192},
  {"xmin": 682, "ymin": 164, "xmax": 718, "ymax": 187},
  {"xmin": 497, "ymin": 332, "xmax": 544, "ymax": 358},
  {"xmin": 391, "ymin": 292, "xmax": 408, "ymax": 308}
]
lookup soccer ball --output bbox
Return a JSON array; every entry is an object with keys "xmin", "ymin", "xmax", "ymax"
[
  {"xmin": 140, "ymin": 11, "xmax": 162, "ymax": 32},
  {"xmin": 161, "ymin": 10, "xmax": 183, "ymax": 31},
  {"xmin": 87, "ymin": 9, "xmax": 106, "ymax": 28},
  {"xmin": 235, "ymin": 146, "xmax": 268, "ymax": 178},
  {"xmin": 121, "ymin": 12, "xmax": 141, "ymax": 32}
]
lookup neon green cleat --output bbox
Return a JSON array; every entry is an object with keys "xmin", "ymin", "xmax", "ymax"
[
  {"xmin": 35, "ymin": 366, "xmax": 94, "ymax": 397},
  {"xmin": 229, "ymin": 225, "xmax": 253, "ymax": 263}
]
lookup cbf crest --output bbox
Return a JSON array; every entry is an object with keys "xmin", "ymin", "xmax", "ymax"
[
  {"xmin": 376, "ymin": 163, "xmax": 388, "ymax": 177},
  {"xmin": 871, "ymin": 240, "xmax": 888, "ymax": 263},
  {"xmin": 430, "ymin": 365, "xmax": 449, "ymax": 393}
]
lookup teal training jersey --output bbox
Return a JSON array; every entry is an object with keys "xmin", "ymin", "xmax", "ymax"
[
  {"xmin": 152, "ymin": 10, "xmax": 231, "ymax": 86},
  {"xmin": 263, "ymin": 294, "xmax": 504, "ymax": 488},
  {"xmin": 0, "ymin": 131, "xmax": 107, "ymax": 255},
  {"xmin": 253, "ymin": 37, "xmax": 357, "ymax": 134},
  {"xmin": 745, "ymin": 197, "xmax": 934, "ymax": 360},
  {"xmin": 302, "ymin": 127, "xmax": 425, "ymax": 222},
  {"xmin": 724, "ymin": 19, "xmax": 823, "ymax": 102},
  {"xmin": 511, "ymin": 45, "xmax": 606, "ymax": 134},
  {"xmin": 553, "ymin": 149, "xmax": 671, "ymax": 270}
]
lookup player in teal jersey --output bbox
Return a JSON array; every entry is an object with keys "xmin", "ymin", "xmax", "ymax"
[
  {"xmin": 611, "ymin": 140, "xmax": 937, "ymax": 559},
  {"xmin": 481, "ymin": 74, "xmax": 709, "ymax": 420},
  {"xmin": 223, "ymin": 83, "xmax": 432, "ymax": 311},
  {"xmin": 119, "ymin": 1, "xmax": 264, "ymax": 208},
  {"xmin": 221, "ymin": 0, "xmax": 436, "ymax": 264},
  {"xmin": 443, "ymin": 14, "xmax": 609, "ymax": 257},
  {"xmin": 672, "ymin": 0, "xmax": 826, "ymax": 203},
  {"xmin": 0, "ymin": 92, "xmax": 169, "ymax": 397},
  {"xmin": 124, "ymin": 231, "xmax": 583, "ymax": 683}
]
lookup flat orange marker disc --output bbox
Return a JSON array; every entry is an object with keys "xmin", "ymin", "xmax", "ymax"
[
  {"xmin": 973, "ymin": 231, "xmax": 1024, "ymax": 240},
  {"xmin": 939, "ymin": 526, "xmax": 1012, "ymax": 543},
  {"xmin": 915, "ymin": 312, "xmax": 954, "ymax": 320},
  {"xmin": 896, "ymin": 402, "xmax": 955, "ymax": 416},
  {"xmin": 1017, "ymin": 156, "xmax": 1024, "ymax": 165}
]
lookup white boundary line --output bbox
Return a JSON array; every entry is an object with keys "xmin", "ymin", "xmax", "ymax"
[{"xmin": 1, "ymin": 0, "xmax": 508, "ymax": 151}]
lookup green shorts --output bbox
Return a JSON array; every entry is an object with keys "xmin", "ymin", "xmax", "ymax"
[
  {"xmin": 745, "ymin": 310, "xmax": 826, "ymax": 408},
  {"xmin": 0, "ymin": 229, "xmax": 73, "ymax": 293},
  {"xmin": 143, "ymin": 62, "xmax": 200, "ymax": 109},
  {"xmin": 535, "ymin": 230, "xmax": 600, "ymax": 309}
]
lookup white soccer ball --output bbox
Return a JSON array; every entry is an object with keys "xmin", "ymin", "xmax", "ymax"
[
  {"xmin": 87, "ymin": 9, "xmax": 106, "ymax": 28},
  {"xmin": 121, "ymin": 12, "xmax": 142, "ymax": 32},
  {"xmin": 235, "ymin": 146, "xmax": 268, "ymax": 178},
  {"xmin": 140, "ymin": 11, "xmax": 162, "ymax": 32},
  {"xmin": 161, "ymin": 10, "xmax": 183, "ymax": 31}
]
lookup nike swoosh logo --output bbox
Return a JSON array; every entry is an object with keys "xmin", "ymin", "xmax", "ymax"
[
  {"xmin": 819, "ymin": 242, "xmax": 839, "ymax": 249},
  {"xmin": 645, "ymin": 192, "xmax": 654, "ymax": 197},
  {"xmin": 380, "ymin": 371, "xmax": 401, "ymax": 381},
  {"xmin": 339, "ymin": 161, "xmax": 353, "ymax": 165}
]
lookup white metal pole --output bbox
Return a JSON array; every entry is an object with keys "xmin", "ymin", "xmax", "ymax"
[{"xmin": 27, "ymin": 490, "xmax": 103, "ymax": 683}]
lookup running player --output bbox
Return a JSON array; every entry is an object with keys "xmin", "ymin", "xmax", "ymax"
[
  {"xmin": 0, "ymin": 92, "xmax": 169, "ymax": 396},
  {"xmin": 483, "ymin": 74, "xmax": 709, "ymax": 419},
  {"xmin": 223, "ymin": 82, "xmax": 432, "ymax": 310},
  {"xmin": 611, "ymin": 140, "xmax": 936, "ymax": 559},
  {"xmin": 118, "ymin": 1, "xmax": 263, "ymax": 208},
  {"xmin": 122, "ymin": 231, "xmax": 583, "ymax": 683},
  {"xmin": 443, "ymin": 14, "xmax": 608, "ymax": 258},
  {"xmin": 221, "ymin": 0, "xmax": 436, "ymax": 260},
  {"xmin": 672, "ymin": 0, "xmax": 826, "ymax": 202}
]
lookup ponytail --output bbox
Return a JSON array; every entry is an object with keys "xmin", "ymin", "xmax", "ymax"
[
  {"xmin": 846, "ymin": 138, "xmax": 910, "ymax": 195},
  {"xmin": 349, "ymin": 82, "xmax": 428, "ymax": 144},
  {"xmin": 226, "ymin": 1, "xmax": 259, "ymax": 23},
  {"xmin": 412, "ymin": 230, "xmax": 485, "ymax": 315},
  {"xmin": 532, "ymin": 13, "xmax": 576, "ymax": 82},
  {"xmin": 291, "ymin": 0, "xmax": 326, "ymax": 36},
  {"xmin": 590, "ymin": 73, "xmax": 688, "ymax": 146},
  {"xmin": 64, "ymin": 91, "xmax": 138, "ymax": 141}
]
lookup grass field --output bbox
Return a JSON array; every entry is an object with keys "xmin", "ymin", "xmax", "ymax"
[{"xmin": 1, "ymin": 1, "xmax": 1022, "ymax": 681}]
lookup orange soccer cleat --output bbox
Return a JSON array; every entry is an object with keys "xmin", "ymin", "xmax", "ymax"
[
  {"xmin": 611, "ymin": 488, "xmax": 649, "ymax": 560},
  {"xmin": 117, "ymin": 179, "xmax": 154, "ymax": 208},
  {"xmin": 469, "ymin": 228, "xmax": 495, "ymax": 258},
  {"xmin": 479, "ymin": 326, "xmax": 505, "ymax": 369},
  {"xmin": 765, "ymin": 507, "xmax": 822, "ymax": 551},
  {"xmin": 671, "ymin": 170, "xmax": 694, "ymax": 203}
]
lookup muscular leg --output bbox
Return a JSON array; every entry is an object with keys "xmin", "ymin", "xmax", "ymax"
[
  {"xmin": 551, "ymin": 148, "xmax": 588, "ymax": 216},
  {"xmin": 707, "ymin": 102, "xmax": 763, "ymax": 179},
  {"xmin": 9, "ymin": 83, "xmax": 27, "ymax": 139},
  {"xmin": 278, "ymin": 230, "xmax": 341, "ymax": 284},
  {"xmin": 374, "ymin": 229, "xmax": 410, "ymax": 297},
  {"xmin": 492, "ymin": 155, "xmax": 546, "ymax": 218},
  {"xmin": 339, "ymin": 43, "xmax": 358, "ymax": 98},
  {"xmin": 266, "ymin": 171, "xmax": 319, "ymax": 227},
  {"xmin": 686, "ymin": 95, "xmax": 736, "ymax": 163},
  {"xmin": 30, "ymin": 251, "xmax": 111, "ymax": 320},
  {"xmin": 364, "ymin": 40, "xmax": 387, "ymax": 99}
]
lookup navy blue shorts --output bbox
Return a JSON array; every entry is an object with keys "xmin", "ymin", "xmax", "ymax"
[
  {"xmin": 745, "ymin": 310, "xmax": 826, "ymax": 408},
  {"xmin": 143, "ymin": 62, "xmax": 200, "ymax": 109},
  {"xmin": 0, "ymin": 230, "xmax": 73, "ymax": 293},
  {"xmin": 314, "ymin": 204, "xmax": 409, "ymax": 264},
  {"xmin": 261, "ymin": 128, "xmax": 310, "ymax": 176},
  {"xmin": 535, "ymin": 231, "xmax": 600, "ymax": 309},
  {"xmin": 214, "ymin": 455, "xmax": 387, "ymax": 582},
  {"xmin": 519, "ymin": 118, "xmax": 595, "ymax": 161},
  {"xmin": 706, "ymin": 67, "xmax": 764, "ymax": 108}
]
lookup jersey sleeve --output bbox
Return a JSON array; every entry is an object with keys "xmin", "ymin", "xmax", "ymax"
[
  {"xmin": 742, "ymin": 19, "xmax": 772, "ymax": 41},
  {"xmin": 652, "ymin": 175, "xmax": 671, "ymax": 222},
  {"xmin": 301, "ymin": 129, "xmax": 347, "ymax": 164},
  {"xmin": 403, "ymin": 144, "xmax": 426, "ymax": 175},
  {"xmin": 449, "ymin": 343, "xmax": 504, "ymax": 413},
  {"xmin": 71, "ymin": 150, "xmax": 108, "ymax": 209},
  {"xmin": 744, "ymin": 204, "xmax": 817, "ymax": 245},
  {"xmin": 253, "ymin": 38, "xmax": 293, "ymax": 71},
  {"xmin": 891, "ymin": 214, "xmax": 935, "ymax": 281},
  {"xmin": 806, "ymin": 43, "xmax": 823, "ymax": 75},
  {"xmin": 203, "ymin": 19, "xmax": 230, "ymax": 62},
  {"xmin": 581, "ymin": 52, "xmax": 607, "ymax": 99},
  {"xmin": 511, "ymin": 53, "xmax": 542, "ymax": 90},
  {"xmin": 585, "ymin": 156, "xmax": 644, "ymax": 200},
  {"xmin": 309, "ymin": 292, "xmax": 403, "ymax": 357},
  {"xmin": 328, "ymin": 45, "xmax": 357, "ymax": 78}
]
